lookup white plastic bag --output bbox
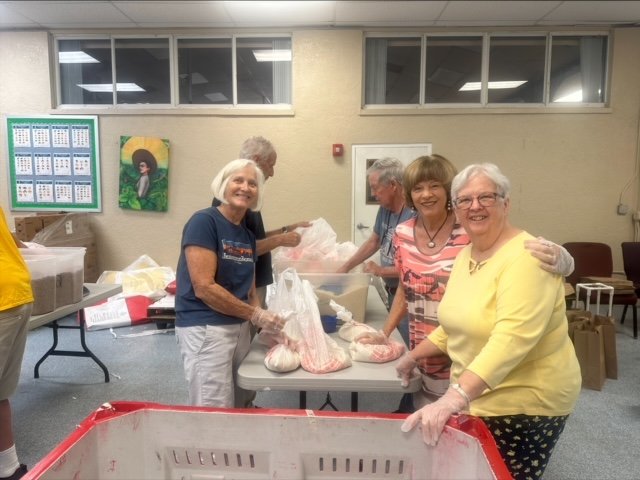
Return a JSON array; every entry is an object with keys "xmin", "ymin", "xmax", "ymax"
[
  {"xmin": 268, "ymin": 268, "xmax": 351, "ymax": 374},
  {"xmin": 348, "ymin": 340, "xmax": 405, "ymax": 363},
  {"xmin": 338, "ymin": 321, "xmax": 377, "ymax": 342},
  {"xmin": 264, "ymin": 344, "xmax": 301, "ymax": 372},
  {"xmin": 272, "ymin": 217, "xmax": 359, "ymax": 268},
  {"xmin": 330, "ymin": 300, "xmax": 377, "ymax": 342}
]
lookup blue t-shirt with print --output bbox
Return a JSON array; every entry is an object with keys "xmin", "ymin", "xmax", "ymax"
[{"xmin": 175, "ymin": 207, "xmax": 256, "ymax": 327}]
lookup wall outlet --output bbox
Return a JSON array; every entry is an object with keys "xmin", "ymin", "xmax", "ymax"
[
  {"xmin": 617, "ymin": 203, "xmax": 629, "ymax": 215},
  {"xmin": 633, "ymin": 211, "xmax": 640, "ymax": 221}
]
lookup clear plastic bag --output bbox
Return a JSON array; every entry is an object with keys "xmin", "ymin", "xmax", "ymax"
[{"xmin": 268, "ymin": 268, "xmax": 351, "ymax": 374}]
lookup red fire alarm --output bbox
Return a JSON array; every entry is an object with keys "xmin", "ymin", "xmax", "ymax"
[{"xmin": 332, "ymin": 144, "xmax": 344, "ymax": 157}]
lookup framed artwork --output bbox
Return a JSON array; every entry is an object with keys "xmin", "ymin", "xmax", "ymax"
[
  {"xmin": 119, "ymin": 136, "xmax": 170, "ymax": 211},
  {"xmin": 365, "ymin": 158, "xmax": 379, "ymax": 205},
  {"xmin": 6, "ymin": 115, "xmax": 101, "ymax": 211}
]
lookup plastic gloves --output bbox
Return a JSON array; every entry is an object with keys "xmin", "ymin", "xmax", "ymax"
[
  {"xmin": 395, "ymin": 352, "xmax": 418, "ymax": 388},
  {"xmin": 354, "ymin": 329, "xmax": 388, "ymax": 345},
  {"xmin": 250, "ymin": 308, "xmax": 285, "ymax": 333},
  {"xmin": 524, "ymin": 236, "xmax": 575, "ymax": 276},
  {"xmin": 400, "ymin": 385, "xmax": 469, "ymax": 446}
]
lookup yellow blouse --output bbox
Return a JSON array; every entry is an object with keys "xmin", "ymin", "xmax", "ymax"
[{"xmin": 431, "ymin": 231, "xmax": 581, "ymax": 417}]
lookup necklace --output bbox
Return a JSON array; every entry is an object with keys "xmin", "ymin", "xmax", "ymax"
[{"xmin": 422, "ymin": 212, "xmax": 449, "ymax": 248}]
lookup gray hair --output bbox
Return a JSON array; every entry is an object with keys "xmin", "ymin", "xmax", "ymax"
[
  {"xmin": 239, "ymin": 136, "xmax": 276, "ymax": 162},
  {"xmin": 366, "ymin": 157, "xmax": 404, "ymax": 186},
  {"xmin": 211, "ymin": 159, "xmax": 265, "ymax": 211},
  {"xmin": 451, "ymin": 163, "xmax": 511, "ymax": 201}
]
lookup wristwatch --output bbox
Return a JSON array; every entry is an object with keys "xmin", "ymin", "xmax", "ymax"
[{"xmin": 281, "ymin": 226, "xmax": 289, "ymax": 233}]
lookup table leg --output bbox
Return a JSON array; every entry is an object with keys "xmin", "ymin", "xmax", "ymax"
[
  {"xmin": 351, "ymin": 392, "xmax": 358, "ymax": 412},
  {"xmin": 319, "ymin": 393, "xmax": 339, "ymax": 411},
  {"xmin": 32, "ymin": 310, "xmax": 110, "ymax": 383},
  {"xmin": 78, "ymin": 309, "xmax": 110, "ymax": 383},
  {"xmin": 299, "ymin": 391, "xmax": 306, "ymax": 409},
  {"xmin": 34, "ymin": 320, "xmax": 60, "ymax": 379}
]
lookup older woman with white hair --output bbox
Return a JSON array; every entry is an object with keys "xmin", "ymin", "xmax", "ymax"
[
  {"xmin": 175, "ymin": 159, "xmax": 285, "ymax": 408},
  {"xmin": 400, "ymin": 163, "xmax": 581, "ymax": 480}
]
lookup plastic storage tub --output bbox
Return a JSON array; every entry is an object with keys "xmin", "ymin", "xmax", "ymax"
[
  {"xmin": 23, "ymin": 255, "xmax": 57, "ymax": 315},
  {"xmin": 273, "ymin": 259, "xmax": 350, "ymax": 276},
  {"xmin": 24, "ymin": 401, "xmax": 511, "ymax": 480},
  {"xmin": 298, "ymin": 273, "xmax": 371, "ymax": 323},
  {"xmin": 20, "ymin": 247, "xmax": 86, "ymax": 308}
]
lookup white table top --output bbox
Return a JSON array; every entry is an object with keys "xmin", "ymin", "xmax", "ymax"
[
  {"xmin": 28, "ymin": 283, "xmax": 123, "ymax": 330},
  {"xmin": 237, "ymin": 285, "xmax": 421, "ymax": 393}
]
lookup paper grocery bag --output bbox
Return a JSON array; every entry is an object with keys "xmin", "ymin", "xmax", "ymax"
[
  {"xmin": 593, "ymin": 315, "xmax": 618, "ymax": 379},
  {"xmin": 573, "ymin": 325, "xmax": 606, "ymax": 391},
  {"xmin": 568, "ymin": 318, "xmax": 588, "ymax": 342},
  {"xmin": 566, "ymin": 309, "xmax": 592, "ymax": 322},
  {"xmin": 566, "ymin": 310, "xmax": 591, "ymax": 342}
]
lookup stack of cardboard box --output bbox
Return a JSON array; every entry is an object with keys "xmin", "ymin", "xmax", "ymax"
[{"xmin": 14, "ymin": 213, "xmax": 99, "ymax": 282}]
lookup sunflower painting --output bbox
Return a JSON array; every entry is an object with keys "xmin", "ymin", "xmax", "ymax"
[{"xmin": 119, "ymin": 136, "xmax": 169, "ymax": 211}]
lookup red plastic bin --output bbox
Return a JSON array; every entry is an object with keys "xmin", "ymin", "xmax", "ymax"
[{"xmin": 24, "ymin": 401, "xmax": 511, "ymax": 479}]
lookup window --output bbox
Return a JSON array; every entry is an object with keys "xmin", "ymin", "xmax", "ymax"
[
  {"xmin": 236, "ymin": 37, "xmax": 291, "ymax": 105},
  {"xmin": 425, "ymin": 36, "xmax": 482, "ymax": 104},
  {"xmin": 177, "ymin": 38, "xmax": 232, "ymax": 105},
  {"xmin": 58, "ymin": 39, "xmax": 112, "ymax": 105},
  {"xmin": 55, "ymin": 34, "xmax": 292, "ymax": 108},
  {"xmin": 488, "ymin": 36, "xmax": 546, "ymax": 104},
  {"xmin": 364, "ymin": 37, "xmax": 421, "ymax": 105},
  {"xmin": 115, "ymin": 38, "xmax": 171, "ymax": 105},
  {"xmin": 363, "ymin": 31, "xmax": 609, "ymax": 108},
  {"xmin": 550, "ymin": 35, "xmax": 608, "ymax": 103}
]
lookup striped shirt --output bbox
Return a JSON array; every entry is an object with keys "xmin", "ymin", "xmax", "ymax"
[{"xmin": 394, "ymin": 217, "xmax": 469, "ymax": 382}]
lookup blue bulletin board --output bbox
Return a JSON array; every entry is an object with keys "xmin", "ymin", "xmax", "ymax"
[{"xmin": 5, "ymin": 115, "xmax": 101, "ymax": 212}]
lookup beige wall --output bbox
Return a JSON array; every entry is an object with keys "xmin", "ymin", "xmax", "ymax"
[{"xmin": 1, "ymin": 28, "xmax": 639, "ymax": 273}]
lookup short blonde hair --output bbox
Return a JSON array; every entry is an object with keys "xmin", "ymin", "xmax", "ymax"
[
  {"xmin": 211, "ymin": 159, "xmax": 265, "ymax": 211},
  {"xmin": 403, "ymin": 154, "xmax": 458, "ymax": 209}
]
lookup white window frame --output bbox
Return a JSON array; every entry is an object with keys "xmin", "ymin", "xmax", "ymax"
[
  {"xmin": 362, "ymin": 29, "xmax": 610, "ymax": 111},
  {"xmin": 53, "ymin": 32, "xmax": 293, "ymax": 110}
]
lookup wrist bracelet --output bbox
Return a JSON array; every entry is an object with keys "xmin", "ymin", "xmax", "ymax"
[{"xmin": 450, "ymin": 383, "xmax": 471, "ymax": 408}]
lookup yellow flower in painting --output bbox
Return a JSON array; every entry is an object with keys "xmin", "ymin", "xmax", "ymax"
[{"xmin": 121, "ymin": 136, "xmax": 169, "ymax": 169}]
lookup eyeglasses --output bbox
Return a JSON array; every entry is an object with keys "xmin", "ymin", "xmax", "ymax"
[{"xmin": 453, "ymin": 192, "xmax": 504, "ymax": 210}]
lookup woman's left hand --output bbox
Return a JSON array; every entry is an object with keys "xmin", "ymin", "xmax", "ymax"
[{"xmin": 400, "ymin": 386, "xmax": 468, "ymax": 446}]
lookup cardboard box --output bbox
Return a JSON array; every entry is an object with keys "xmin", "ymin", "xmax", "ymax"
[
  {"xmin": 14, "ymin": 213, "xmax": 68, "ymax": 241},
  {"xmin": 31, "ymin": 213, "xmax": 99, "ymax": 283}
]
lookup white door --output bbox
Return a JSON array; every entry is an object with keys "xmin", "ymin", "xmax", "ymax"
[{"xmin": 351, "ymin": 144, "xmax": 431, "ymax": 246}]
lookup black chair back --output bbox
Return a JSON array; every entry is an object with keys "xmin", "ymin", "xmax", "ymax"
[{"xmin": 621, "ymin": 242, "xmax": 640, "ymax": 291}]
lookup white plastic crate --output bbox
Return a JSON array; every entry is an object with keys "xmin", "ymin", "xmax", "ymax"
[{"xmin": 25, "ymin": 401, "xmax": 510, "ymax": 480}]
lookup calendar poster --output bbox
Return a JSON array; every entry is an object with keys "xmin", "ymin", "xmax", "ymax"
[{"xmin": 6, "ymin": 116, "xmax": 101, "ymax": 211}]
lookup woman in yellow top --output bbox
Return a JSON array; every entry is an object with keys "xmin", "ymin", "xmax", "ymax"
[
  {"xmin": 399, "ymin": 163, "xmax": 581, "ymax": 480},
  {"xmin": 0, "ymin": 207, "xmax": 33, "ymax": 480}
]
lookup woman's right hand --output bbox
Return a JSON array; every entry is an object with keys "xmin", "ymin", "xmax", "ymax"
[{"xmin": 250, "ymin": 308, "xmax": 285, "ymax": 333}]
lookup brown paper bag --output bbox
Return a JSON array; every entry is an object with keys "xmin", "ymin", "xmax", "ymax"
[
  {"xmin": 573, "ymin": 325, "xmax": 606, "ymax": 391},
  {"xmin": 568, "ymin": 318, "xmax": 588, "ymax": 342},
  {"xmin": 593, "ymin": 315, "xmax": 618, "ymax": 379},
  {"xmin": 566, "ymin": 309, "xmax": 592, "ymax": 322},
  {"xmin": 566, "ymin": 310, "xmax": 591, "ymax": 342}
]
